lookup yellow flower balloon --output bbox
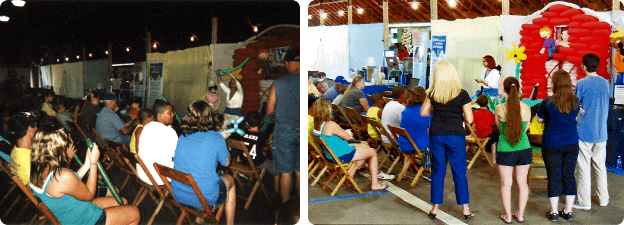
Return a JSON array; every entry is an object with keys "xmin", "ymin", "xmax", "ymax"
[
  {"xmin": 221, "ymin": 65, "xmax": 243, "ymax": 81},
  {"xmin": 504, "ymin": 43, "xmax": 527, "ymax": 64}
]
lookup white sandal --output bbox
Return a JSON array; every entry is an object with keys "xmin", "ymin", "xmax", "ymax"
[{"xmin": 377, "ymin": 172, "xmax": 395, "ymax": 180}]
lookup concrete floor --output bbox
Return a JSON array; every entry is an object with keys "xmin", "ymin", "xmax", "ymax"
[{"xmin": 308, "ymin": 154, "xmax": 624, "ymax": 224}]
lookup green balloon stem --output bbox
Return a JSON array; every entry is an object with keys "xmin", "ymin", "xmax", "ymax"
[
  {"xmin": 157, "ymin": 93, "xmax": 182, "ymax": 124},
  {"xmin": 220, "ymin": 57, "xmax": 249, "ymax": 76},
  {"xmin": 516, "ymin": 63, "xmax": 521, "ymax": 80},
  {"xmin": 85, "ymin": 139, "xmax": 124, "ymax": 205},
  {"xmin": 72, "ymin": 154, "xmax": 105, "ymax": 185}
]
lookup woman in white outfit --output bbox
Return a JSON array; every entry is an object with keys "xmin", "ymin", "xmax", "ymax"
[{"xmin": 475, "ymin": 55, "xmax": 501, "ymax": 99}]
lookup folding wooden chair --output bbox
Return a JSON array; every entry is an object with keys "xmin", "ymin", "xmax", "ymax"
[
  {"xmin": 66, "ymin": 121, "xmax": 87, "ymax": 141},
  {"xmin": 528, "ymin": 134, "xmax": 546, "ymax": 196},
  {"xmin": 387, "ymin": 125, "xmax": 430, "ymax": 187},
  {"xmin": 330, "ymin": 104, "xmax": 351, "ymax": 128},
  {"xmin": 88, "ymin": 125, "xmax": 119, "ymax": 171},
  {"xmin": 365, "ymin": 117, "xmax": 404, "ymax": 175},
  {"xmin": 11, "ymin": 176, "xmax": 61, "ymax": 225},
  {"xmin": 343, "ymin": 106, "xmax": 368, "ymax": 141},
  {"xmin": 225, "ymin": 139, "xmax": 271, "ymax": 210},
  {"xmin": 0, "ymin": 158, "xmax": 28, "ymax": 222},
  {"xmin": 308, "ymin": 136, "xmax": 331, "ymax": 187},
  {"xmin": 465, "ymin": 124, "xmax": 493, "ymax": 169},
  {"xmin": 313, "ymin": 136, "xmax": 362, "ymax": 196},
  {"xmin": 104, "ymin": 139, "xmax": 134, "ymax": 193},
  {"xmin": 154, "ymin": 163, "xmax": 225, "ymax": 225},
  {"xmin": 308, "ymin": 138, "xmax": 323, "ymax": 178},
  {"xmin": 116, "ymin": 148, "xmax": 179, "ymax": 225}
]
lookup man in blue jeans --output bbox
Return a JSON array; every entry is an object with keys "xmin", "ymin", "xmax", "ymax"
[
  {"xmin": 267, "ymin": 49, "xmax": 300, "ymax": 203},
  {"xmin": 574, "ymin": 54, "xmax": 610, "ymax": 210}
]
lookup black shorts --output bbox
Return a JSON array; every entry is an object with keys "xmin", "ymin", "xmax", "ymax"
[
  {"xmin": 94, "ymin": 211, "xmax": 106, "ymax": 225},
  {"xmin": 496, "ymin": 148, "xmax": 532, "ymax": 166}
]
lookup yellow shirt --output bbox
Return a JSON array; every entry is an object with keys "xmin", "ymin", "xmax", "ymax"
[
  {"xmin": 9, "ymin": 146, "xmax": 31, "ymax": 185},
  {"xmin": 308, "ymin": 83, "xmax": 320, "ymax": 95},
  {"xmin": 366, "ymin": 106, "xmax": 381, "ymax": 139},
  {"xmin": 41, "ymin": 102, "xmax": 56, "ymax": 117},
  {"xmin": 129, "ymin": 124, "xmax": 144, "ymax": 154}
]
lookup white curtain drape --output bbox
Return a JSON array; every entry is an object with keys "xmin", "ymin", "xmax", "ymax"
[{"xmin": 308, "ymin": 25, "xmax": 349, "ymax": 79}]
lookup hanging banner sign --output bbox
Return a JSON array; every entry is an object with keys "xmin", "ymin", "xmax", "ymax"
[
  {"xmin": 430, "ymin": 32, "xmax": 447, "ymax": 73},
  {"xmin": 412, "ymin": 32, "xmax": 429, "ymax": 87},
  {"xmin": 147, "ymin": 61, "xmax": 164, "ymax": 109}
]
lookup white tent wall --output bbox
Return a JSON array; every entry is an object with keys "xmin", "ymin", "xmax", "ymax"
[
  {"xmin": 62, "ymin": 62, "xmax": 85, "ymax": 98},
  {"xmin": 146, "ymin": 45, "xmax": 212, "ymax": 118},
  {"xmin": 501, "ymin": 15, "xmax": 526, "ymax": 85},
  {"xmin": 51, "ymin": 64, "xmax": 65, "ymax": 95},
  {"xmin": 431, "ymin": 16, "xmax": 504, "ymax": 96},
  {"xmin": 349, "ymin": 23, "xmax": 386, "ymax": 76},
  {"xmin": 308, "ymin": 25, "xmax": 349, "ymax": 79},
  {"xmin": 41, "ymin": 65, "xmax": 52, "ymax": 88},
  {"xmin": 211, "ymin": 43, "xmax": 239, "ymax": 113},
  {"xmin": 83, "ymin": 59, "xmax": 111, "ymax": 92}
]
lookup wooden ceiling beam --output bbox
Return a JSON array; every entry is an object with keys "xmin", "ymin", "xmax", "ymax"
[
  {"xmin": 437, "ymin": 1, "xmax": 459, "ymax": 20},
  {"xmin": 398, "ymin": 2, "xmax": 430, "ymax": 22},
  {"xmin": 458, "ymin": 0, "xmax": 484, "ymax": 18},
  {"xmin": 481, "ymin": 0, "xmax": 502, "ymax": 15},
  {"xmin": 363, "ymin": 0, "xmax": 385, "ymax": 23}
]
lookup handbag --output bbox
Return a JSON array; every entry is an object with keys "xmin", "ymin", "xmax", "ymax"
[{"xmin": 421, "ymin": 148, "xmax": 432, "ymax": 169}]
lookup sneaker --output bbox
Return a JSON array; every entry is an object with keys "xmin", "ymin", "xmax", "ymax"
[
  {"xmin": 559, "ymin": 211, "xmax": 573, "ymax": 221},
  {"xmin": 600, "ymin": 201, "xmax": 609, "ymax": 207},
  {"xmin": 377, "ymin": 172, "xmax": 395, "ymax": 180},
  {"xmin": 546, "ymin": 211, "xmax": 558, "ymax": 222},
  {"xmin": 573, "ymin": 203, "xmax": 591, "ymax": 210}
]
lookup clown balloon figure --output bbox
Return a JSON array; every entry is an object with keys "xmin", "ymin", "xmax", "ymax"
[{"xmin": 539, "ymin": 27, "xmax": 558, "ymax": 60}]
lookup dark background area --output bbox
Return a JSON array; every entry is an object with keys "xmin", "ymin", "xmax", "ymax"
[{"xmin": 0, "ymin": 0, "xmax": 300, "ymax": 66}]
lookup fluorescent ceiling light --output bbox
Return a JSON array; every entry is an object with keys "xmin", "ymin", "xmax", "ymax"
[
  {"xmin": 357, "ymin": 8, "xmax": 363, "ymax": 14},
  {"xmin": 0, "ymin": 16, "xmax": 8, "ymax": 22},
  {"xmin": 12, "ymin": 0, "xmax": 25, "ymax": 7}
]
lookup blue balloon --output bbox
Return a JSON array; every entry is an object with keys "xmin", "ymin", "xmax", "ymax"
[{"xmin": 225, "ymin": 116, "xmax": 245, "ymax": 135}]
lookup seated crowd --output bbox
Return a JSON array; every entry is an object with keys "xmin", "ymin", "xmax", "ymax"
[
  {"xmin": 1, "ymin": 78, "xmax": 299, "ymax": 225},
  {"xmin": 309, "ymin": 53, "xmax": 608, "ymax": 222}
]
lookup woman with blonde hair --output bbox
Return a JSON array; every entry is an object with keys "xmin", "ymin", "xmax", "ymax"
[
  {"xmin": 340, "ymin": 76, "xmax": 369, "ymax": 115},
  {"xmin": 420, "ymin": 60, "xmax": 474, "ymax": 221},
  {"xmin": 313, "ymin": 97, "xmax": 386, "ymax": 190},
  {"xmin": 494, "ymin": 77, "xmax": 532, "ymax": 223},
  {"xmin": 536, "ymin": 70, "xmax": 580, "ymax": 222},
  {"xmin": 29, "ymin": 124, "xmax": 140, "ymax": 225}
]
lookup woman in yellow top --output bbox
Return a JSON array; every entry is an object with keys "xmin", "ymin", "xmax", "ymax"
[
  {"xmin": 129, "ymin": 109, "xmax": 154, "ymax": 154},
  {"xmin": 40, "ymin": 92, "xmax": 56, "ymax": 117},
  {"xmin": 7, "ymin": 111, "xmax": 39, "ymax": 185}
]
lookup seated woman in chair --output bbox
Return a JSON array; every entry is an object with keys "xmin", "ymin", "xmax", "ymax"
[
  {"xmin": 171, "ymin": 101, "xmax": 236, "ymax": 225},
  {"xmin": 29, "ymin": 124, "xmax": 140, "ymax": 225},
  {"xmin": 398, "ymin": 86, "xmax": 431, "ymax": 155},
  {"xmin": 312, "ymin": 97, "xmax": 386, "ymax": 190}
]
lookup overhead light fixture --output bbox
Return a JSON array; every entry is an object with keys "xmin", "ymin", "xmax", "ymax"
[
  {"xmin": 308, "ymin": 15, "xmax": 312, "ymax": 20},
  {"xmin": 126, "ymin": 47, "xmax": 130, "ymax": 52},
  {"xmin": 321, "ymin": 13, "xmax": 327, "ymax": 19},
  {"xmin": 65, "ymin": 57, "xmax": 69, "ymax": 61},
  {"xmin": 11, "ymin": 0, "xmax": 24, "ymax": 7},
  {"xmin": 449, "ymin": 0, "xmax": 457, "ymax": 8},
  {"xmin": 89, "ymin": 53, "xmax": 92, "ymax": 57},
  {"xmin": 253, "ymin": 25, "xmax": 258, "ymax": 32},
  {"xmin": 57, "ymin": 59, "xmax": 60, "ymax": 62},
  {"xmin": 338, "ymin": 10, "xmax": 344, "ymax": 16},
  {"xmin": 411, "ymin": 2, "xmax": 419, "ymax": 9},
  {"xmin": 357, "ymin": 8, "xmax": 364, "ymax": 14},
  {"xmin": 105, "ymin": 50, "xmax": 109, "ymax": 55},
  {"xmin": 153, "ymin": 42, "xmax": 157, "ymax": 49},
  {"xmin": 0, "ymin": 16, "xmax": 9, "ymax": 22},
  {"xmin": 76, "ymin": 55, "xmax": 80, "ymax": 59},
  {"xmin": 190, "ymin": 36, "xmax": 194, "ymax": 41}
]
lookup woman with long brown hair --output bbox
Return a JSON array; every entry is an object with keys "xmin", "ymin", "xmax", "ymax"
[
  {"xmin": 494, "ymin": 77, "xmax": 532, "ymax": 223},
  {"xmin": 536, "ymin": 70, "xmax": 580, "ymax": 222},
  {"xmin": 475, "ymin": 55, "xmax": 502, "ymax": 98}
]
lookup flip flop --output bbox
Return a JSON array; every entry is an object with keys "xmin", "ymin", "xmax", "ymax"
[
  {"xmin": 500, "ymin": 215, "xmax": 512, "ymax": 224},
  {"xmin": 371, "ymin": 183, "xmax": 388, "ymax": 191},
  {"xmin": 464, "ymin": 213, "xmax": 475, "ymax": 222},
  {"xmin": 513, "ymin": 213, "xmax": 525, "ymax": 223}
]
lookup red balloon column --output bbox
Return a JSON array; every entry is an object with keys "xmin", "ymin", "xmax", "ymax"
[{"xmin": 518, "ymin": 4, "xmax": 611, "ymax": 99}]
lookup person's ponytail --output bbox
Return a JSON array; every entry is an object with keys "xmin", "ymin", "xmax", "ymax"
[
  {"xmin": 503, "ymin": 77, "xmax": 522, "ymax": 146},
  {"xmin": 496, "ymin": 65, "xmax": 502, "ymax": 71}
]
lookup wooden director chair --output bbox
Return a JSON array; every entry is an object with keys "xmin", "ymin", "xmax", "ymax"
[
  {"xmin": 88, "ymin": 125, "xmax": 120, "ymax": 171},
  {"xmin": 465, "ymin": 124, "xmax": 493, "ymax": 169},
  {"xmin": 226, "ymin": 139, "xmax": 271, "ymax": 210},
  {"xmin": 528, "ymin": 134, "xmax": 547, "ymax": 196},
  {"xmin": 154, "ymin": 163, "xmax": 225, "ymax": 225},
  {"xmin": 308, "ymin": 138, "xmax": 323, "ymax": 176},
  {"xmin": 343, "ymin": 107, "xmax": 369, "ymax": 141},
  {"xmin": 387, "ymin": 125, "xmax": 430, "ymax": 187},
  {"xmin": 104, "ymin": 139, "xmax": 134, "ymax": 193},
  {"xmin": 12, "ymin": 176, "xmax": 61, "ymax": 225},
  {"xmin": 308, "ymin": 136, "xmax": 332, "ymax": 188},
  {"xmin": 330, "ymin": 104, "xmax": 352, "ymax": 131},
  {"xmin": 0, "ymin": 158, "xmax": 33, "ymax": 223},
  {"xmin": 116, "ymin": 148, "xmax": 179, "ymax": 225},
  {"xmin": 365, "ymin": 117, "xmax": 404, "ymax": 175},
  {"xmin": 313, "ymin": 135, "xmax": 362, "ymax": 196}
]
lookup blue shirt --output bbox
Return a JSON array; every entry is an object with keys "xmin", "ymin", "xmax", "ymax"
[
  {"xmin": 95, "ymin": 107, "xmax": 125, "ymax": 143},
  {"xmin": 537, "ymin": 97, "xmax": 580, "ymax": 149},
  {"xmin": 575, "ymin": 76, "xmax": 610, "ymax": 143},
  {"xmin": 172, "ymin": 131, "xmax": 229, "ymax": 207},
  {"xmin": 397, "ymin": 105, "xmax": 431, "ymax": 152},
  {"xmin": 324, "ymin": 85, "xmax": 340, "ymax": 102},
  {"xmin": 274, "ymin": 73, "xmax": 300, "ymax": 129}
]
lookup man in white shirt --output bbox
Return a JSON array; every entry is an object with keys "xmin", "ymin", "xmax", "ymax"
[
  {"xmin": 381, "ymin": 86, "xmax": 407, "ymax": 144},
  {"xmin": 136, "ymin": 101, "xmax": 178, "ymax": 185},
  {"xmin": 219, "ymin": 73, "xmax": 243, "ymax": 127}
]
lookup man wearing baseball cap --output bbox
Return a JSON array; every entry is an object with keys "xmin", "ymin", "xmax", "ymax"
[
  {"xmin": 323, "ymin": 75, "xmax": 350, "ymax": 102},
  {"xmin": 95, "ymin": 93, "xmax": 138, "ymax": 146},
  {"xmin": 266, "ymin": 49, "xmax": 300, "ymax": 203}
]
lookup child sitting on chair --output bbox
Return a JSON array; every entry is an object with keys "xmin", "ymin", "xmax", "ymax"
[
  {"xmin": 472, "ymin": 95, "xmax": 499, "ymax": 158},
  {"xmin": 366, "ymin": 93, "xmax": 385, "ymax": 142}
]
